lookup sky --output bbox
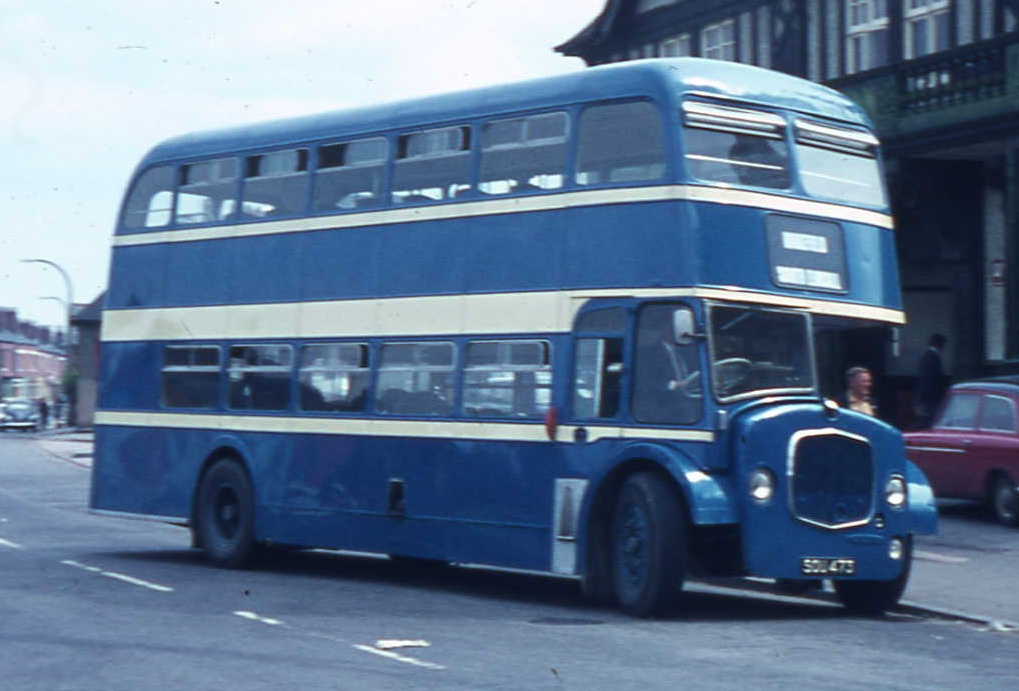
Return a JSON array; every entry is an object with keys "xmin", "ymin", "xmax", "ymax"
[{"xmin": 0, "ymin": 0, "xmax": 605, "ymax": 331}]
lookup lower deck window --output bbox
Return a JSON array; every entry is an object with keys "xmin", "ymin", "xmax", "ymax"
[
  {"xmin": 375, "ymin": 342, "xmax": 455, "ymax": 416},
  {"xmin": 228, "ymin": 344, "xmax": 294, "ymax": 411},
  {"xmin": 299, "ymin": 343, "xmax": 369, "ymax": 412},
  {"xmin": 162, "ymin": 345, "xmax": 221, "ymax": 409},
  {"xmin": 463, "ymin": 340, "xmax": 552, "ymax": 418}
]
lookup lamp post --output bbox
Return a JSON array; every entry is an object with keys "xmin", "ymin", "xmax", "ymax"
[
  {"xmin": 21, "ymin": 259, "xmax": 74, "ymax": 345},
  {"xmin": 22, "ymin": 259, "xmax": 75, "ymax": 427}
]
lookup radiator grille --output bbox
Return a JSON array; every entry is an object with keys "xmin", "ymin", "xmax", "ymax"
[{"xmin": 790, "ymin": 432, "xmax": 873, "ymax": 528}]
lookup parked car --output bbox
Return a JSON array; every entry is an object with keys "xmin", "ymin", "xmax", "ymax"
[
  {"xmin": 904, "ymin": 377, "xmax": 1019, "ymax": 526},
  {"xmin": 0, "ymin": 398, "xmax": 41, "ymax": 432}
]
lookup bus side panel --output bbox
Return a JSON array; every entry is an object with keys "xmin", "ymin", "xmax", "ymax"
[
  {"xmin": 91, "ymin": 425, "xmax": 197, "ymax": 521},
  {"xmin": 106, "ymin": 244, "xmax": 167, "ymax": 310},
  {"xmin": 97, "ymin": 342, "xmax": 162, "ymax": 411},
  {"xmin": 264, "ymin": 432, "xmax": 561, "ymax": 571},
  {"xmin": 563, "ymin": 204, "xmax": 694, "ymax": 290},
  {"xmin": 107, "ymin": 202, "xmax": 898, "ymax": 316},
  {"xmin": 465, "ymin": 211, "xmax": 564, "ymax": 292}
]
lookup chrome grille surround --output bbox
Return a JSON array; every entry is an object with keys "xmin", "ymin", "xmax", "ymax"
[{"xmin": 787, "ymin": 428, "xmax": 874, "ymax": 530}]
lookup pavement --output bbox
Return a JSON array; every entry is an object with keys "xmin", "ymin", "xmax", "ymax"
[{"xmin": 33, "ymin": 429, "xmax": 1019, "ymax": 630}]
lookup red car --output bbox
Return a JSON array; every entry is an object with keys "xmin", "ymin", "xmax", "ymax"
[{"xmin": 904, "ymin": 378, "xmax": 1019, "ymax": 526}]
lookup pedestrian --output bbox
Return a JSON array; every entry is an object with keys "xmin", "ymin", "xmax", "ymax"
[
  {"xmin": 38, "ymin": 398, "xmax": 49, "ymax": 430},
  {"xmin": 914, "ymin": 333, "xmax": 948, "ymax": 428},
  {"xmin": 837, "ymin": 366, "xmax": 876, "ymax": 416}
]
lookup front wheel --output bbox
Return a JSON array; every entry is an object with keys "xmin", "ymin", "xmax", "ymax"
[
  {"xmin": 195, "ymin": 458, "xmax": 258, "ymax": 568},
  {"xmin": 834, "ymin": 538, "xmax": 912, "ymax": 615},
  {"xmin": 610, "ymin": 473, "xmax": 687, "ymax": 617},
  {"xmin": 989, "ymin": 474, "xmax": 1019, "ymax": 527}
]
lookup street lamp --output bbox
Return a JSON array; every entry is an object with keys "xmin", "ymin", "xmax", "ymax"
[
  {"xmin": 21, "ymin": 259, "xmax": 74, "ymax": 344},
  {"xmin": 22, "ymin": 259, "xmax": 76, "ymax": 426}
]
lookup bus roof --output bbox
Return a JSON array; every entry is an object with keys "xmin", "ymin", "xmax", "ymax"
[{"xmin": 138, "ymin": 58, "xmax": 871, "ymax": 167}]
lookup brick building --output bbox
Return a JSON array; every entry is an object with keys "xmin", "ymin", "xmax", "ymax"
[
  {"xmin": 557, "ymin": 0, "xmax": 1019, "ymax": 423},
  {"xmin": 0, "ymin": 308, "xmax": 68, "ymax": 415}
]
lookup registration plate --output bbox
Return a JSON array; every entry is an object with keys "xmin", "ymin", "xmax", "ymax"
[{"xmin": 800, "ymin": 557, "xmax": 856, "ymax": 576}]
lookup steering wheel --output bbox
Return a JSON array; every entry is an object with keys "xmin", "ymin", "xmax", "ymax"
[{"xmin": 713, "ymin": 358, "xmax": 752, "ymax": 396}]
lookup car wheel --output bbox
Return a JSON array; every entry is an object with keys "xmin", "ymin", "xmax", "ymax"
[
  {"xmin": 834, "ymin": 537, "xmax": 912, "ymax": 615},
  {"xmin": 610, "ymin": 472, "xmax": 687, "ymax": 617},
  {"xmin": 195, "ymin": 458, "xmax": 259, "ymax": 568},
  {"xmin": 989, "ymin": 474, "xmax": 1019, "ymax": 527}
]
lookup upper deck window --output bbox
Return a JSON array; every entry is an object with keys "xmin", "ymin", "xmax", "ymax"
[
  {"xmin": 175, "ymin": 157, "xmax": 238, "ymax": 225},
  {"xmin": 576, "ymin": 101, "xmax": 666, "ymax": 186},
  {"xmin": 122, "ymin": 165, "xmax": 175, "ymax": 229},
  {"xmin": 794, "ymin": 118, "xmax": 886, "ymax": 207},
  {"xmin": 241, "ymin": 148, "xmax": 309, "ymax": 219},
  {"xmin": 313, "ymin": 137, "xmax": 387, "ymax": 211},
  {"xmin": 682, "ymin": 101, "xmax": 790, "ymax": 189},
  {"xmin": 392, "ymin": 126, "xmax": 471, "ymax": 204},
  {"xmin": 479, "ymin": 112, "xmax": 568, "ymax": 195}
]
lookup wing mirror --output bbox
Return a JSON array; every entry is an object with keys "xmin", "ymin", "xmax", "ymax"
[{"xmin": 672, "ymin": 307, "xmax": 702, "ymax": 346}]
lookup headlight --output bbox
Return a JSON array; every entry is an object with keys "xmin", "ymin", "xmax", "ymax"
[
  {"xmin": 885, "ymin": 475, "xmax": 907, "ymax": 509},
  {"xmin": 749, "ymin": 468, "xmax": 776, "ymax": 504}
]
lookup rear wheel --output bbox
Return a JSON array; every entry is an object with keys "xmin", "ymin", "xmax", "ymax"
[
  {"xmin": 989, "ymin": 474, "xmax": 1019, "ymax": 527},
  {"xmin": 610, "ymin": 472, "xmax": 687, "ymax": 617},
  {"xmin": 834, "ymin": 537, "xmax": 912, "ymax": 615},
  {"xmin": 195, "ymin": 458, "xmax": 258, "ymax": 568}
]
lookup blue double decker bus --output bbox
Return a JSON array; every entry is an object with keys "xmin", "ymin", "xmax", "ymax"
[{"xmin": 92, "ymin": 58, "xmax": 937, "ymax": 617}]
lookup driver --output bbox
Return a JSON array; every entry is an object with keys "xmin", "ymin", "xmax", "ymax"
[{"xmin": 633, "ymin": 307, "xmax": 701, "ymax": 425}]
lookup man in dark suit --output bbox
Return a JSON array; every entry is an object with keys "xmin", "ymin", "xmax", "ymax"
[{"xmin": 914, "ymin": 333, "xmax": 948, "ymax": 428}]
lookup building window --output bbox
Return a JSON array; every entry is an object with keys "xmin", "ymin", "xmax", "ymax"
[
  {"xmin": 905, "ymin": 0, "xmax": 951, "ymax": 58},
  {"xmin": 660, "ymin": 34, "xmax": 692, "ymax": 57},
  {"xmin": 846, "ymin": 1, "xmax": 889, "ymax": 73},
  {"xmin": 702, "ymin": 19, "xmax": 737, "ymax": 61}
]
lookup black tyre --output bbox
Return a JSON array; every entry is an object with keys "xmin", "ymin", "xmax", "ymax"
[
  {"xmin": 610, "ymin": 472, "xmax": 687, "ymax": 617},
  {"xmin": 195, "ymin": 458, "xmax": 258, "ymax": 568},
  {"xmin": 989, "ymin": 474, "xmax": 1019, "ymax": 527},
  {"xmin": 834, "ymin": 537, "xmax": 912, "ymax": 615}
]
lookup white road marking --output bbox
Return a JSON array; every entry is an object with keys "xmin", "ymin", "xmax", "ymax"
[
  {"xmin": 234, "ymin": 611, "xmax": 284, "ymax": 626},
  {"xmin": 0, "ymin": 537, "xmax": 23, "ymax": 549},
  {"xmin": 353, "ymin": 644, "xmax": 445, "ymax": 670},
  {"xmin": 61, "ymin": 560, "xmax": 175, "ymax": 592},
  {"xmin": 233, "ymin": 612, "xmax": 445, "ymax": 670},
  {"xmin": 914, "ymin": 549, "xmax": 969, "ymax": 564}
]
